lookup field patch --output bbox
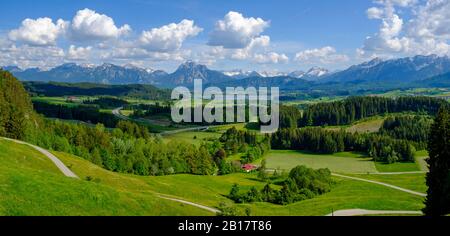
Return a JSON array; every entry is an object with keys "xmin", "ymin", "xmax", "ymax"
[
  {"xmin": 349, "ymin": 173, "xmax": 427, "ymax": 193},
  {"xmin": 374, "ymin": 161, "xmax": 420, "ymax": 172},
  {"xmin": 265, "ymin": 150, "xmax": 377, "ymax": 173},
  {"xmin": 163, "ymin": 131, "xmax": 222, "ymax": 146},
  {"xmin": 346, "ymin": 118, "xmax": 384, "ymax": 133},
  {"xmin": 414, "ymin": 150, "xmax": 429, "ymax": 171},
  {"xmin": 326, "ymin": 117, "xmax": 385, "ymax": 133}
]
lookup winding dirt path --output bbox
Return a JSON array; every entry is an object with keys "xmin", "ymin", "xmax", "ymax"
[
  {"xmin": 112, "ymin": 107, "xmax": 215, "ymax": 136},
  {"xmin": 112, "ymin": 107, "xmax": 129, "ymax": 120},
  {"xmin": 1, "ymin": 137, "xmax": 79, "ymax": 178},
  {"xmin": 2, "ymin": 137, "xmax": 220, "ymax": 213},
  {"xmin": 326, "ymin": 209, "xmax": 422, "ymax": 216},
  {"xmin": 332, "ymin": 173, "xmax": 426, "ymax": 197},
  {"xmin": 355, "ymin": 171, "xmax": 426, "ymax": 175},
  {"xmin": 157, "ymin": 194, "xmax": 220, "ymax": 214}
]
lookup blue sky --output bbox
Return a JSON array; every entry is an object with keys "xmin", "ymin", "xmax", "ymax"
[{"xmin": 1, "ymin": 0, "xmax": 449, "ymax": 72}]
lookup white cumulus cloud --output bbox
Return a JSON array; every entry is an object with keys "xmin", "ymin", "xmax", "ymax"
[
  {"xmin": 253, "ymin": 52, "xmax": 289, "ymax": 64},
  {"xmin": 230, "ymin": 35, "xmax": 270, "ymax": 60},
  {"xmin": 407, "ymin": 0, "xmax": 450, "ymax": 40},
  {"xmin": 8, "ymin": 17, "xmax": 67, "ymax": 46},
  {"xmin": 228, "ymin": 36, "xmax": 289, "ymax": 64},
  {"xmin": 208, "ymin": 11, "xmax": 269, "ymax": 49},
  {"xmin": 0, "ymin": 43, "xmax": 65, "ymax": 69},
  {"xmin": 67, "ymin": 45, "xmax": 92, "ymax": 60},
  {"xmin": 68, "ymin": 8, "xmax": 131, "ymax": 41},
  {"xmin": 367, "ymin": 7, "xmax": 384, "ymax": 19},
  {"xmin": 360, "ymin": 0, "xmax": 450, "ymax": 57},
  {"xmin": 295, "ymin": 46, "xmax": 349, "ymax": 64},
  {"xmin": 139, "ymin": 19, "xmax": 202, "ymax": 52}
]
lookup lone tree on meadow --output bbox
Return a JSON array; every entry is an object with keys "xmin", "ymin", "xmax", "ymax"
[{"xmin": 423, "ymin": 106, "xmax": 450, "ymax": 216}]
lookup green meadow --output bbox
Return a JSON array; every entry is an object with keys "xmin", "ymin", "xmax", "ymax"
[
  {"xmin": 0, "ymin": 134, "xmax": 428, "ymax": 216},
  {"xmin": 348, "ymin": 173, "xmax": 427, "ymax": 193},
  {"xmin": 264, "ymin": 150, "xmax": 377, "ymax": 173},
  {"xmin": 55, "ymin": 148, "xmax": 425, "ymax": 216},
  {"xmin": 0, "ymin": 140, "xmax": 211, "ymax": 216}
]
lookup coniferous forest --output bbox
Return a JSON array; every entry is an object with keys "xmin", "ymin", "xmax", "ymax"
[{"xmin": 298, "ymin": 96, "xmax": 445, "ymax": 127}]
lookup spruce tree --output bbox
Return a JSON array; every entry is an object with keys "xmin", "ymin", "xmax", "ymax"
[{"xmin": 423, "ymin": 106, "xmax": 450, "ymax": 216}]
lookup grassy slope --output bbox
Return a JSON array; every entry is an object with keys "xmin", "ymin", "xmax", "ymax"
[
  {"xmin": 162, "ymin": 123, "xmax": 249, "ymax": 146},
  {"xmin": 374, "ymin": 161, "xmax": 420, "ymax": 172},
  {"xmin": 325, "ymin": 113, "xmax": 431, "ymax": 134},
  {"xmin": 346, "ymin": 118, "xmax": 385, "ymax": 133},
  {"xmin": 55, "ymin": 150, "xmax": 424, "ymax": 216},
  {"xmin": 55, "ymin": 150, "xmax": 262, "ymax": 207},
  {"xmin": 243, "ymin": 177, "xmax": 424, "ymax": 216},
  {"xmin": 0, "ymin": 139, "xmax": 62, "ymax": 175},
  {"xmin": 265, "ymin": 150, "xmax": 377, "ymax": 173},
  {"xmin": 414, "ymin": 150, "xmax": 429, "ymax": 171},
  {"xmin": 163, "ymin": 131, "xmax": 222, "ymax": 146},
  {"xmin": 349, "ymin": 173, "xmax": 427, "ymax": 193},
  {"xmin": 31, "ymin": 96, "xmax": 80, "ymax": 107},
  {"xmin": 266, "ymin": 149, "xmax": 426, "ymax": 173},
  {"xmin": 0, "ymin": 140, "xmax": 211, "ymax": 216},
  {"xmin": 326, "ymin": 117, "xmax": 385, "ymax": 133},
  {"xmin": 0, "ymin": 138, "xmax": 426, "ymax": 216}
]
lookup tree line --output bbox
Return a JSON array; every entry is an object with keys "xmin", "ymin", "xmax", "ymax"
[
  {"xmin": 24, "ymin": 81, "xmax": 170, "ymax": 100},
  {"xmin": 26, "ymin": 119, "xmax": 220, "ymax": 176},
  {"xmin": 129, "ymin": 102, "xmax": 171, "ymax": 118},
  {"xmin": 297, "ymin": 96, "xmax": 447, "ymax": 127},
  {"xmin": 271, "ymin": 127, "xmax": 415, "ymax": 163},
  {"xmin": 219, "ymin": 127, "xmax": 271, "ymax": 164},
  {"xmin": 32, "ymin": 100, "xmax": 119, "ymax": 128},
  {"xmin": 83, "ymin": 97, "xmax": 129, "ymax": 109},
  {"xmin": 379, "ymin": 115, "xmax": 432, "ymax": 150}
]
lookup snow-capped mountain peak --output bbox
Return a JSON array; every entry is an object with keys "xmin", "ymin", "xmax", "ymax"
[
  {"xmin": 79, "ymin": 63, "xmax": 96, "ymax": 69},
  {"xmin": 258, "ymin": 71, "xmax": 288, "ymax": 77},
  {"xmin": 358, "ymin": 57, "xmax": 383, "ymax": 69},
  {"xmin": 288, "ymin": 70, "xmax": 306, "ymax": 78},
  {"xmin": 306, "ymin": 67, "xmax": 329, "ymax": 77},
  {"xmin": 222, "ymin": 69, "xmax": 262, "ymax": 79}
]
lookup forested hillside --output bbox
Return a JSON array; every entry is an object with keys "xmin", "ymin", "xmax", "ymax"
[
  {"xmin": 298, "ymin": 96, "xmax": 446, "ymax": 127},
  {"xmin": 0, "ymin": 70, "xmax": 39, "ymax": 140},
  {"xmin": 0, "ymin": 70, "xmax": 219, "ymax": 176},
  {"xmin": 271, "ymin": 127, "xmax": 416, "ymax": 163},
  {"xmin": 379, "ymin": 115, "xmax": 432, "ymax": 149},
  {"xmin": 32, "ymin": 101, "xmax": 119, "ymax": 128},
  {"xmin": 23, "ymin": 81, "xmax": 170, "ymax": 99}
]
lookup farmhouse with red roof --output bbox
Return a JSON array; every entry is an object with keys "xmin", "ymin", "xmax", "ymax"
[{"xmin": 242, "ymin": 164, "xmax": 257, "ymax": 172}]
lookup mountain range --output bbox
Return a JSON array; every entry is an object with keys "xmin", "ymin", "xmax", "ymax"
[
  {"xmin": 2, "ymin": 55, "xmax": 450, "ymax": 90},
  {"xmin": 2, "ymin": 63, "xmax": 168, "ymax": 85},
  {"xmin": 221, "ymin": 67, "xmax": 330, "ymax": 81},
  {"xmin": 323, "ymin": 55, "xmax": 450, "ymax": 83}
]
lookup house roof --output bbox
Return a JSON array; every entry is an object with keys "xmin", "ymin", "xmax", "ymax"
[{"xmin": 242, "ymin": 164, "xmax": 257, "ymax": 170}]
